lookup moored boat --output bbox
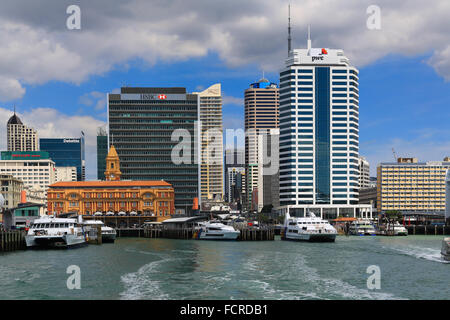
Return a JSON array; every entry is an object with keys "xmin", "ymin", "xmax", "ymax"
[
  {"xmin": 194, "ymin": 221, "xmax": 240, "ymax": 240},
  {"xmin": 25, "ymin": 216, "xmax": 87, "ymax": 249},
  {"xmin": 83, "ymin": 220, "xmax": 117, "ymax": 243},
  {"xmin": 282, "ymin": 211, "xmax": 337, "ymax": 242}
]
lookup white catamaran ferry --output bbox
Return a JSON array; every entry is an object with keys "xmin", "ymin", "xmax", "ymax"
[
  {"xmin": 25, "ymin": 216, "xmax": 87, "ymax": 248},
  {"xmin": 194, "ymin": 221, "xmax": 240, "ymax": 240},
  {"xmin": 348, "ymin": 219, "xmax": 376, "ymax": 236},
  {"xmin": 83, "ymin": 220, "xmax": 117, "ymax": 243},
  {"xmin": 282, "ymin": 211, "xmax": 337, "ymax": 242}
]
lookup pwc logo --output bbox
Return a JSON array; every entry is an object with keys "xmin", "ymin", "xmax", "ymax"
[{"xmin": 158, "ymin": 94, "xmax": 167, "ymax": 100}]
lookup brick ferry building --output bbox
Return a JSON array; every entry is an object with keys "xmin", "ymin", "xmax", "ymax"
[{"xmin": 47, "ymin": 145, "xmax": 174, "ymax": 221}]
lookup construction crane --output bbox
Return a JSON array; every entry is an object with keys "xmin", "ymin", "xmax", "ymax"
[{"xmin": 392, "ymin": 148, "xmax": 398, "ymax": 161}]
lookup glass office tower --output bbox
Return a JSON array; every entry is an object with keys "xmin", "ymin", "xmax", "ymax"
[
  {"xmin": 278, "ymin": 33, "xmax": 372, "ymax": 219},
  {"xmin": 108, "ymin": 87, "xmax": 199, "ymax": 214},
  {"xmin": 97, "ymin": 128, "xmax": 108, "ymax": 180},
  {"xmin": 40, "ymin": 137, "xmax": 85, "ymax": 181}
]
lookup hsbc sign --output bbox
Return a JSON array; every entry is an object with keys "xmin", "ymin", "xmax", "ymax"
[{"xmin": 121, "ymin": 93, "xmax": 187, "ymax": 101}]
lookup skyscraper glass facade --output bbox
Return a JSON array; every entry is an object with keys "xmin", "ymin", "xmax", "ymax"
[{"xmin": 39, "ymin": 137, "xmax": 85, "ymax": 181}]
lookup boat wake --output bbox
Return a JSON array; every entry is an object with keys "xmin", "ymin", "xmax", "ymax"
[
  {"xmin": 241, "ymin": 252, "xmax": 405, "ymax": 300},
  {"xmin": 387, "ymin": 245, "xmax": 450, "ymax": 264},
  {"xmin": 120, "ymin": 258, "xmax": 172, "ymax": 300}
]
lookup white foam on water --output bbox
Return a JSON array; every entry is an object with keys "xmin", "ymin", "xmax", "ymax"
[
  {"xmin": 386, "ymin": 245, "xmax": 450, "ymax": 264},
  {"xmin": 120, "ymin": 258, "xmax": 172, "ymax": 300}
]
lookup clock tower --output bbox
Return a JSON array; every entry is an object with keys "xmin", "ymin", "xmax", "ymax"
[{"xmin": 104, "ymin": 145, "xmax": 122, "ymax": 181}]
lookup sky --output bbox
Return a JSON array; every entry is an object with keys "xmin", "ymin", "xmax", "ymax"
[{"xmin": 0, "ymin": 0, "xmax": 449, "ymax": 179}]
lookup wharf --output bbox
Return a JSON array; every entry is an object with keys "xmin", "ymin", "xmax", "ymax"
[
  {"xmin": 0, "ymin": 230, "xmax": 26, "ymax": 252},
  {"xmin": 143, "ymin": 225, "xmax": 275, "ymax": 241},
  {"xmin": 406, "ymin": 225, "xmax": 450, "ymax": 235}
]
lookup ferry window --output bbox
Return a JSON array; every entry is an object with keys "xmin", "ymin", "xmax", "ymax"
[
  {"xmin": 64, "ymin": 223, "xmax": 69, "ymax": 228},
  {"xmin": 44, "ymin": 223, "xmax": 49, "ymax": 228}
]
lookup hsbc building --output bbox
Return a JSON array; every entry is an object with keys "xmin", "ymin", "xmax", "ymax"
[{"xmin": 108, "ymin": 87, "xmax": 200, "ymax": 214}]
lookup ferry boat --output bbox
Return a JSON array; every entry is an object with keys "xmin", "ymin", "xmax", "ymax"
[
  {"xmin": 441, "ymin": 238, "xmax": 450, "ymax": 262},
  {"xmin": 348, "ymin": 219, "xmax": 376, "ymax": 236},
  {"xmin": 83, "ymin": 220, "xmax": 117, "ymax": 243},
  {"xmin": 25, "ymin": 216, "xmax": 87, "ymax": 248},
  {"xmin": 282, "ymin": 211, "xmax": 337, "ymax": 242},
  {"xmin": 194, "ymin": 221, "xmax": 240, "ymax": 240},
  {"xmin": 389, "ymin": 222, "xmax": 408, "ymax": 236}
]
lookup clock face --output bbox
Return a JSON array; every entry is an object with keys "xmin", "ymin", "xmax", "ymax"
[{"xmin": 110, "ymin": 174, "xmax": 115, "ymax": 178}]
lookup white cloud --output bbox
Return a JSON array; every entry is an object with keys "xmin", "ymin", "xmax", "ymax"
[
  {"xmin": 0, "ymin": 0, "xmax": 448, "ymax": 102},
  {"xmin": 0, "ymin": 76, "xmax": 25, "ymax": 101},
  {"xmin": 222, "ymin": 94, "xmax": 243, "ymax": 107}
]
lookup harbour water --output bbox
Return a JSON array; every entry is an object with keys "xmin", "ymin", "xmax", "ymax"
[{"xmin": 0, "ymin": 236, "xmax": 448, "ymax": 300}]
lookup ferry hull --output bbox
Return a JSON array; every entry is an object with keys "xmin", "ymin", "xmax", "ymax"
[
  {"xmin": 283, "ymin": 233, "xmax": 336, "ymax": 242},
  {"xmin": 25, "ymin": 234, "xmax": 86, "ymax": 249},
  {"xmin": 102, "ymin": 233, "xmax": 116, "ymax": 243},
  {"xmin": 198, "ymin": 231, "xmax": 240, "ymax": 240}
]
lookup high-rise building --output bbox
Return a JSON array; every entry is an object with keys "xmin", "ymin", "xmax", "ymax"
[
  {"xmin": 40, "ymin": 137, "xmax": 86, "ymax": 181},
  {"xmin": 278, "ymin": 27, "xmax": 372, "ymax": 219},
  {"xmin": 55, "ymin": 167, "xmax": 77, "ymax": 182},
  {"xmin": 227, "ymin": 167, "xmax": 245, "ymax": 203},
  {"xmin": 97, "ymin": 127, "xmax": 108, "ymax": 180},
  {"xmin": 108, "ymin": 87, "xmax": 199, "ymax": 214},
  {"xmin": 7, "ymin": 112, "xmax": 39, "ymax": 151},
  {"xmin": 260, "ymin": 129, "xmax": 280, "ymax": 210},
  {"xmin": 194, "ymin": 84, "xmax": 224, "ymax": 202},
  {"xmin": 244, "ymin": 78, "xmax": 279, "ymax": 211},
  {"xmin": 358, "ymin": 156, "xmax": 370, "ymax": 189},
  {"xmin": 224, "ymin": 148, "xmax": 245, "ymax": 203},
  {"xmin": 377, "ymin": 157, "xmax": 450, "ymax": 214}
]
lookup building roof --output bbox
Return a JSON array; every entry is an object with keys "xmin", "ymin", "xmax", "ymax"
[
  {"xmin": 107, "ymin": 145, "xmax": 119, "ymax": 158},
  {"xmin": 49, "ymin": 180, "xmax": 172, "ymax": 189},
  {"xmin": 7, "ymin": 113, "xmax": 23, "ymax": 125}
]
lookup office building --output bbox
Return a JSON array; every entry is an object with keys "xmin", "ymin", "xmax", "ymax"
[
  {"xmin": 0, "ymin": 151, "xmax": 55, "ymax": 205},
  {"xmin": 244, "ymin": 78, "xmax": 279, "ymax": 211},
  {"xmin": 97, "ymin": 127, "xmax": 108, "ymax": 180},
  {"xmin": 377, "ymin": 157, "xmax": 450, "ymax": 214},
  {"xmin": 40, "ymin": 137, "xmax": 85, "ymax": 181},
  {"xmin": 227, "ymin": 167, "xmax": 245, "ymax": 203},
  {"xmin": 55, "ymin": 167, "xmax": 77, "ymax": 182},
  {"xmin": 194, "ymin": 84, "xmax": 224, "ymax": 201},
  {"xmin": 224, "ymin": 148, "xmax": 245, "ymax": 203},
  {"xmin": 7, "ymin": 112, "xmax": 39, "ymax": 152},
  {"xmin": 277, "ymin": 27, "xmax": 371, "ymax": 219},
  {"xmin": 0, "ymin": 174, "xmax": 23, "ymax": 209},
  {"xmin": 260, "ymin": 129, "xmax": 280, "ymax": 210},
  {"xmin": 108, "ymin": 87, "xmax": 199, "ymax": 214},
  {"xmin": 358, "ymin": 156, "xmax": 370, "ymax": 189}
]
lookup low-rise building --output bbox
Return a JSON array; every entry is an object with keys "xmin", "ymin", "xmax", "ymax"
[
  {"xmin": 55, "ymin": 167, "xmax": 77, "ymax": 182},
  {"xmin": 0, "ymin": 174, "xmax": 23, "ymax": 209},
  {"xmin": 46, "ymin": 145, "xmax": 175, "ymax": 221},
  {"xmin": 377, "ymin": 157, "xmax": 450, "ymax": 214}
]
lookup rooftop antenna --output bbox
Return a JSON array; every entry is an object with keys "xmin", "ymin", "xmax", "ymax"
[
  {"xmin": 288, "ymin": 4, "xmax": 292, "ymax": 56},
  {"xmin": 307, "ymin": 24, "xmax": 311, "ymax": 51}
]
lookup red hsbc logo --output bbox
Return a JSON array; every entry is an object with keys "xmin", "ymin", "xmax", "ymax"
[{"xmin": 158, "ymin": 94, "xmax": 167, "ymax": 100}]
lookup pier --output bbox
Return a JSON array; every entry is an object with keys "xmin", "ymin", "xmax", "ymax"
[
  {"xmin": 0, "ymin": 230, "xmax": 26, "ymax": 252},
  {"xmin": 142, "ymin": 225, "xmax": 275, "ymax": 241},
  {"xmin": 406, "ymin": 225, "xmax": 450, "ymax": 235}
]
